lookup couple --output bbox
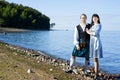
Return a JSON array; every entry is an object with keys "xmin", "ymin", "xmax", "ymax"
[{"xmin": 66, "ymin": 14, "xmax": 103, "ymax": 77}]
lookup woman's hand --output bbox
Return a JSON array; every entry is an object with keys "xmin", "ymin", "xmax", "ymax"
[{"xmin": 86, "ymin": 28, "xmax": 89, "ymax": 33}]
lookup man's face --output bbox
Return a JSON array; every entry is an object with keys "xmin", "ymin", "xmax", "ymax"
[{"xmin": 80, "ymin": 15, "xmax": 87, "ymax": 23}]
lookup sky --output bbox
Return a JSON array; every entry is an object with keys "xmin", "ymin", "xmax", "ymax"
[{"xmin": 6, "ymin": 0, "xmax": 120, "ymax": 31}]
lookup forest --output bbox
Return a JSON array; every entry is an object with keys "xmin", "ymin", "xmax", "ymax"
[{"xmin": 0, "ymin": 1, "xmax": 50, "ymax": 30}]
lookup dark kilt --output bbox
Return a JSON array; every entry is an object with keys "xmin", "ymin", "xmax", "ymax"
[{"xmin": 72, "ymin": 42, "xmax": 89, "ymax": 58}]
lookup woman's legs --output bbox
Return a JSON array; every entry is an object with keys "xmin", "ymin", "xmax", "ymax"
[
  {"xmin": 94, "ymin": 58, "xmax": 99, "ymax": 75},
  {"xmin": 85, "ymin": 57, "xmax": 90, "ymax": 69}
]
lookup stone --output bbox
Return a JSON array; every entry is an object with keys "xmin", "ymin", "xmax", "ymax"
[
  {"xmin": 61, "ymin": 63, "xmax": 65, "ymax": 67},
  {"xmin": 36, "ymin": 56, "xmax": 40, "ymax": 60},
  {"xmin": 27, "ymin": 69, "xmax": 33, "ymax": 73},
  {"xmin": 49, "ymin": 68, "xmax": 53, "ymax": 72},
  {"xmin": 81, "ymin": 71, "xmax": 85, "ymax": 75},
  {"xmin": 52, "ymin": 59, "xmax": 56, "ymax": 63},
  {"xmin": 87, "ymin": 69, "xmax": 91, "ymax": 73},
  {"xmin": 79, "ymin": 68, "xmax": 84, "ymax": 71},
  {"xmin": 48, "ymin": 58, "xmax": 52, "ymax": 64},
  {"xmin": 41, "ymin": 57, "xmax": 45, "ymax": 61},
  {"xmin": 53, "ymin": 77, "xmax": 58, "ymax": 80},
  {"xmin": 62, "ymin": 68, "xmax": 65, "ymax": 71},
  {"xmin": 37, "ymin": 61, "xmax": 40, "ymax": 63},
  {"xmin": 86, "ymin": 76, "xmax": 92, "ymax": 80},
  {"xmin": 54, "ymin": 62, "xmax": 59, "ymax": 66},
  {"xmin": 13, "ymin": 52, "xmax": 17, "ymax": 55},
  {"xmin": 73, "ymin": 69, "xmax": 79, "ymax": 74}
]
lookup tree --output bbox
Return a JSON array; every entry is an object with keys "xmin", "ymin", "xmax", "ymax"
[
  {"xmin": 0, "ymin": 1, "xmax": 50, "ymax": 30},
  {"xmin": 20, "ymin": 11, "xmax": 27, "ymax": 20},
  {"xmin": 0, "ymin": 18, "xmax": 4, "ymax": 26}
]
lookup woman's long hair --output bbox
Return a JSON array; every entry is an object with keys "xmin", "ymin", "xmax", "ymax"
[{"xmin": 91, "ymin": 14, "xmax": 100, "ymax": 26}]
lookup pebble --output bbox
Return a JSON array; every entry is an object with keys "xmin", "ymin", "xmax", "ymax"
[
  {"xmin": 53, "ymin": 77, "xmax": 58, "ymax": 80},
  {"xmin": 27, "ymin": 69, "xmax": 33, "ymax": 73},
  {"xmin": 73, "ymin": 69, "xmax": 79, "ymax": 74},
  {"xmin": 54, "ymin": 63, "xmax": 59, "ymax": 66},
  {"xmin": 49, "ymin": 68, "xmax": 53, "ymax": 72},
  {"xmin": 36, "ymin": 56, "xmax": 40, "ymax": 60},
  {"xmin": 37, "ymin": 60, "xmax": 40, "ymax": 63},
  {"xmin": 13, "ymin": 52, "xmax": 17, "ymax": 55},
  {"xmin": 87, "ymin": 69, "xmax": 91, "ymax": 73},
  {"xmin": 61, "ymin": 63, "xmax": 65, "ymax": 67}
]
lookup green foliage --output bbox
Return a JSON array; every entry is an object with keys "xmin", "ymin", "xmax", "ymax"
[
  {"xmin": 0, "ymin": 18, "xmax": 4, "ymax": 26},
  {"xmin": 0, "ymin": 1, "xmax": 50, "ymax": 30}
]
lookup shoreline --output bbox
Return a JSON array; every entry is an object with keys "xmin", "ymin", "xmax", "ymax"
[
  {"xmin": 0, "ymin": 27, "xmax": 57, "ymax": 34},
  {"xmin": 0, "ymin": 27, "xmax": 30, "ymax": 33},
  {"xmin": 0, "ymin": 40, "xmax": 120, "ymax": 79}
]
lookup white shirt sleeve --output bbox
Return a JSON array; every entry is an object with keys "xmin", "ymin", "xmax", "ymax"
[{"xmin": 73, "ymin": 26, "xmax": 79, "ymax": 47}]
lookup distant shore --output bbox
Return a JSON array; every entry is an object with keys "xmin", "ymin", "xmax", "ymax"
[
  {"xmin": 0, "ymin": 27, "xmax": 30, "ymax": 33},
  {"xmin": 0, "ymin": 40, "xmax": 120, "ymax": 80}
]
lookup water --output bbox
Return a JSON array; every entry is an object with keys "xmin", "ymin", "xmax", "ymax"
[{"xmin": 0, "ymin": 30, "xmax": 120, "ymax": 74}]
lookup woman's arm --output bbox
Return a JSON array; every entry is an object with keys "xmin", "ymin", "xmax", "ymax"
[
  {"xmin": 86, "ymin": 28, "xmax": 92, "ymax": 35},
  {"xmin": 86, "ymin": 24, "xmax": 101, "ymax": 36}
]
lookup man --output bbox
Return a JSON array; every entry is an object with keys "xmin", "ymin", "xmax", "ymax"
[{"xmin": 66, "ymin": 14, "xmax": 91, "ymax": 73}]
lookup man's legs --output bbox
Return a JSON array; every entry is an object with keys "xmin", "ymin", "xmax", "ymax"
[
  {"xmin": 70, "ymin": 56, "xmax": 76, "ymax": 70},
  {"xmin": 65, "ymin": 56, "xmax": 76, "ymax": 73}
]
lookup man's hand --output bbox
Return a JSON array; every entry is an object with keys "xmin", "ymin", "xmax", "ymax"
[{"xmin": 76, "ymin": 46, "xmax": 81, "ymax": 50}]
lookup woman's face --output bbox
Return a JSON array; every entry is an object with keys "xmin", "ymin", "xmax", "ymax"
[
  {"xmin": 93, "ymin": 16, "xmax": 98, "ymax": 23},
  {"xmin": 80, "ymin": 15, "xmax": 87, "ymax": 23}
]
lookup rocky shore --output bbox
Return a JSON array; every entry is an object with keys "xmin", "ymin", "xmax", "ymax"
[{"xmin": 0, "ymin": 40, "xmax": 120, "ymax": 80}]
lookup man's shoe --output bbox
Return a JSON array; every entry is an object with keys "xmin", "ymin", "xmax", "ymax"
[{"xmin": 65, "ymin": 69, "xmax": 73, "ymax": 73}]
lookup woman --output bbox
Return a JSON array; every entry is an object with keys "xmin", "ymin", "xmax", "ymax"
[
  {"xmin": 66, "ymin": 14, "xmax": 91, "ymax": 73},
  {"xmin": 86, "ymin": 14, "xmax": 103, "ymax": 77}
]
